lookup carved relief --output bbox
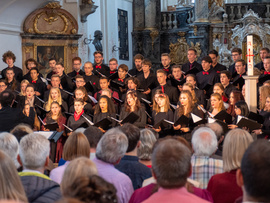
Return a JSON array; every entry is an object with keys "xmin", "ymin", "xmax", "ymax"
[
  {"xmin": 23, "ymin": 2, "xmax": 78, "ymax": 35},
  {"xmin": 231, "ymin": 9, "xmax": 270, "ymax": 64},
  {"xmin": 169, "ymin": 32, "xmax": 201, "ymax": 64}
]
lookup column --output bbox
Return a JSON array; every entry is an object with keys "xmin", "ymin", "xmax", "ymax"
[
  {"xmin": 243, "ymin": 76, "xmax": 259, "ymax": 113},
  {"xmin": 194, "ymin": 0, "xmax": 209, "ymax": 22},
  {"xmin": 133, "ymin": 0, "xmax": 145, "ymax": 30}
]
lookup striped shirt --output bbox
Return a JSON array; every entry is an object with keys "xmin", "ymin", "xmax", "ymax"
[{"xmin": 190, "ymin": 155, "xmax": 223, "ymax": 189}]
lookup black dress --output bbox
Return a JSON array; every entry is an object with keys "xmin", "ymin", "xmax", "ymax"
[
  {"xmin": 119, "ymin": 106, "xmax": 146, "ymax": 129},
  {"xmin": 69, "ymin": 102, "xmax": 93, "ymax": 116},
  {"xmin": 93, "ymin": 112, "xmax": 117, "ymax": 128},
  {"xmin": 67, "ymin": 113, "xmax": 92, "ymax": 131},
  {"xmin": 152, "ymin": 110, "xmax": 174, "ymax": 138}
]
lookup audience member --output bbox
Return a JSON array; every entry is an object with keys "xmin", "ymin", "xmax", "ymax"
[
  {"xmin": 93, "ymin": 128, "xmax": 134, "ymax": 203},
  {"xmin": 18, "ymin": 133, "xmax": 62, "ymax": 202},
  {"xmin": 115, "ymin": 124, "xmax": 152, "ymax": 190},
  {"xmin": 50, "ymin": 132, "xmax": 90, "ymax": 184},
  {"xmin": 84, "ymin": 126, "xmax": 103, "ymax": 159},
  {"xmin": 207, "ymin": 129, "xmax": 253, "ymax": 203},
  {"xmin": 9, "ymin": 124, "xmax": 33, "ymax": 142},
  {"xmin": 190, "ymin": 127, "xmax": 223, "ymax": 189}
]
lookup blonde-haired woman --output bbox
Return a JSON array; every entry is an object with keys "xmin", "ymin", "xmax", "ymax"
[
  {"xmin": 50, "ymin": 132, "xmax": 90, "ymax": 184},
  {"xmin": 44, "ymin": 87, "xmax": 68, "ymax": 113},
  {"xmin": 61, "ymin": 157, "xmax": 98, "ymax": 195},
  {"xmin": 18, "ymin": 79, "xmax": 29, "ymax": 97},
  {"xmin": 259, "ymin": 85, "xmax": 270, "ymax": 111},
  {"xmin": 209, "ymin": 93, "xmax": 232, "ymax": 124},
  {"xmin": 207, "ymin": 129, "xmax": 253, "ymax": 203},
  {"xmin": 0, "ymin": 150, "xmax": 28, "ymax": 202}
]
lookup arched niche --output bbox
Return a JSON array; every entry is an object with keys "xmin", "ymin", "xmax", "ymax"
[{"xmin": 21, "ymin": 2, "xmax": 82, "ymax": 76}]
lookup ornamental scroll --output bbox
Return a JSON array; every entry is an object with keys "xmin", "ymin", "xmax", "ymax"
[{"xmin": 23, "ymin": 2, "xmax": 78, "ymax": 35}]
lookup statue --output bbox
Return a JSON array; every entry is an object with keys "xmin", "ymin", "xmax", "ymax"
[
  {"xmin": 92, "ymin": 30, "xmax": 103, "ymax": 52},
  {"xmin": 209, "ymin": 2, "xmax": 224, "ymax": 23}
]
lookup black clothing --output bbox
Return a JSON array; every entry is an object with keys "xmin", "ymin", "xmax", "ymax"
[
  {"xmin": 67, "ymin": 113, "xmax": 92, "ymax": 131},
  {"xmin": 195, "ymin": 88, "xmax": 206, "ymax": 107},
  {"xmin": 93, "ymin": 112, "xmax": 116, "ymax": 128},
  {"xmin": 93, "ymin": 64, "xmax": 110, "ymax": 77},
  {"xmin": 0, "ymin": 106, "xmax": 35, "ymax": 132},
  {"xmin": 84, "ymin": 74, "xmax": 100, "ymax": 93},
  {"xmin": 196, "ymin": 68, "xmax": 220, "ymax": 98},
  {"xmin": 69, "ymin": 102, "xmax": 93, "ymax": 116},
  {"xmin": 213, "ymin": 110, "xmax": 232, "ymax": 124},
  {"xmin": 128, "ymin": 68, "xmax": 143, "ymax": 77},
  {"xmin": 115, "ymin": 155, "xmax": 152, "ymax": 190},
  {"xmin": 17, "ymin": 96, "xmax": 43, "ymax": 117},
  {"xmin": 160, "ymin": 65, "xmax": 172, "ymax": 75},
  {"xmin": 255, "ymin": 61, "xmax": 265, "ymax": 71},
  {"xmin": 152, "ymin": 110, "xmax": 174, "ymax": 138},
  {"xmin": 1, "ymin": 65, "xmax": 23, "ymax": 82},
  {"xmin": 60, "ymin": 74, "xmax": 74, "ymax": 92},
  {"xmin": 30, "ymin": 78, "xmax": 46, "ymax": 99},
  {"xmin": 119, "ymin": 106, "xmax": 147, "ymax": 128},
  {"xmin": 224, "ymin": 84, "xmax": 237, "ymax": 98},
  {"xmin": 182, "ymin": 61, "xmax": 203, "ymax": 75},
  {"xmin": 23, "ymin": 71, "xmax": 44, "ymax": 82},
  {"xmin": 67, "ymin": 69, "xmax": 85, "ymax": 79},
  {"xmin": 212, "ymin": 63, "xmax": 226, "ymax": 74},
  {"xmin": 20, "ymin": 174, "xmax": 62, "ymax": 203},
  {"xmin": 152, "ymin": 84, "xmax": 179, "ymax": 105},
  {"xmin": 229, "ymin": 63, "xmax": 238, "ymax": 78},
  {"xmin": 232, "ymin": 72, "xmax": 246, "ymax": 90}
]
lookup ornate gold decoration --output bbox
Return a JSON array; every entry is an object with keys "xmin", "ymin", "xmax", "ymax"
[
  {"xmin": 45, "ymin": 2, "xmax": 62, "ymax": 9},
  {"xmin": 234, "ymin": 36, "xmax": 238, "ymax": 46},
  {"xmin": 27, "ymin": 28, "xmax": 34, "ymax": 33},
  {"xmin": 71, "ymin": 46, "xmax": 78, "ymax": 54},
  {"xmin": 23, "ymin": 46, "xmax": 33, "ymax": 53},
  {"xmin": 150, "ymin": 30, "xmax": 159, "ymax": 50},
  {"xmin": 169, "ymin": 32, "xmax": 201, "ymax": 65},
  {"xmin": 191, "ymin": 25, "xmax": 198, "ymax": 36},
  {"xmin": 209, "ymin": 0, "xmax": 224, "ymax": 9},
  {"xmin": 266, "ymin": 34, "xmax": 270, "ymax": 44}
]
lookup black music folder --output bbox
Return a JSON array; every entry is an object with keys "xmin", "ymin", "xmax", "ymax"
[{"xmin": 94, "ymin": 118, "xmax": 112, "ymax": 130}]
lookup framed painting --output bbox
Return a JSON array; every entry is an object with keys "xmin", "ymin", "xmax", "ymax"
[{"xmin": 34, "ymin": 44, "xmax": 67, "ymax": 77}]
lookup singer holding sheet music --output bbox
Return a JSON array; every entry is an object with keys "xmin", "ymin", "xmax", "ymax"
[
  {"xmin": 93, "ymin": 95, "xmax": 116, "ymax": 132},
  {"xmin": 152, "ymin": 93, "xmax": 173, "ymax": 138},
  {"xmin": 228, "ymin": 101, "xmax": 249, "ymax": 129},
  {"xmin": 44, "ymin": 87, "xmax": 68, "ymax": 113},
  {"xmin": 67, "ymin": 98, "xmax": 92, "ymax": 135},
  {"xmin": 174, "ymin": 90, "xmax": 204, "ymax": 140},
  {"xmin": 119, "ymin": 90, "xmax": 146, "ymax": 129},
  {"xmin": 41, "ymin": 101, "xmax": 66, "ymax": 162}
]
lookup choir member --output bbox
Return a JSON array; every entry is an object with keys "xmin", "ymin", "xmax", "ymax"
[
  {"xmin": 254, "ymin": 96, "xmax": 270, "ymax": 138},
  {"xmin": 67, "ymin": 57, "xmax": 85, "ymax": 78},
  {"xmin": 93, "ymin": 51, "xmax": 110, "ymax": 77},
  {"xmin": 111, "ymin": 64, "xmax": 128, "ymax": 98},
  {"xmin": 23, "ymin": 103, "xmax": 40, "ymax": 131},
  {"xmin": 41, "ymin": 101, "xmax": 67, "ymax": 162},
  {"xmin": 137, "ymin": 59, "xmax": 158, "ymax": 100},
  {"xmin": 232, "ymin": 59, "xmax": 246, "ymax": 90},
  {"xmin": 93, "ymin": 95, "xmax": 116, "ymax": 131},
  {"xmin": 259, "ymin": 85, "xmax": 270, "ymax": 113},
  {"xmin": 160, "ymin": 53, "xmax": 172, "ymax": 75},
  {"xmin": 0, "ymin": 79, "xmax": 7, "ymax": 94},
  {"xmin": 17, "ymin": 84, "xmax": 42, "ymax": 116},
  {"xmin": 67, "ymin": 98, "xmax": 92, "ymax": 134},
  {"xmin": 17, "ymin": 80, "xmax": 29, "ymax": 100},
  {"xmin": 152, "ymin": 93, "xmax": 174, "ymax": 138},
  {"xmin": 83, "ymin": 61, "xmax": 99, "ymax": 93},
  {"xmin": 108, "ymin": 58, "xmax": 118, "ymax": 75},
  {"xmin": 186, "ymin": 74, "xmax": 206, "ymax": 107},
  {"xmin": 220, "ymin": 70, "xmax": 237, "ymax": 98},
  {"xmin": 152, "ymin": 69, "xmax": 179, "ymax": 105},
  {"xmin": 119, "ymin": 90, "xmax": 146, "ymax": 129},
  {"xmin": 121, "ymin": 77, "xmax": 146, "ymax": 101},
  {"xmin": 43, "ymin": 74, "xmax": 69, "ymax": 102},
  {"xmin": 169, "ymin": 64, "xmax": 185, "ymax": 92},
  {"xmin": 229, "ymin": 48, "xmax": 242, "ymax": 77},
  {"xmin": 209, "ymin": 93, "xmax": 232, "ymax": 124},
  {"xmin": 46, "ymin": 58, "xmax": 57, "ymax": 83},
  {"xmin": 255, "ymin": 47, "xmax": 270, "ymax": 71},
  {"xmin": 69, "ymin": 87, "xmax": 92, "ymax": 115},
  {"xmin": 44, "ymin": 87, "xmax": 68, "ymax": 113},
  {"xmin": 227, "ymin": 90, "xmax": 244, "ymax": 119},
  {"xmin": 1, "ymin": 51, "xmax": 23, "ymax": 82},
  {"xmin": 213, "ymin": 83, "xmax": 229, "ymax": 108},
  {"xmin": 196, "ymin": 56, "xmax": 219, "ymax": 98},
  {"xmin": 228, "ymin": 100, "xmax": 249, "ymax": 129},
  {"xmin": 94, "ymin": 77, "xmax": 119, "ymax": 101},
  {"xmin": 258, "ymin": 56, "xmax": 270, "ymax": 86},
  {"xmin": 182, "ymin": 48, "xmax": 202, "ymax": 74},
  {"xmin": 173, "ymin": 90, "xmax": 204, "ymax": 141},
  {"xmin": 182, "ymin": 83, "xmax": 198, "ymax": 106},
  {"xmin": 129, "ymin": 54, "xmax": 144, "ymax": 77},
  {"xmin": 55, "ymin": 63, "xmax": 74, "ymax": 92},
  {"xmin": 74, "ymin": 75, "xmax": 87, "ymax": 90},
  {"xmin": 22, "ymin": 58, "xmax": 41, "ymax": 81},
  {"xmin": 29, "ymin": 67, "xmax": 46, "ymax": 98},
  {"xmin": 5, "ymin": 68, "xmax": 19, "ymax": 92},
  {"xmin": 209, "ymin": 50, "xmax": 226, "ymax": 74}
]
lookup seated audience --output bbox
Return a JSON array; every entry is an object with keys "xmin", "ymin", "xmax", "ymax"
[
  {"xmin": 0, "ymin": 132, "xmax": 20, "ymax": 169},
  {"xmin": 137, "ymin": 129, "xmax": 157, "ymax": 168},
  {"xmin": 10, "ymin": 124, "xmax": 33, "ymax": 142},
  {"xmin": 18, "ymin": 133, "xmax": 62, "ymax": 202},
  {"xmin": 93, "ymin": 128, "xmax": 134, "ymax": 203},
  {"xmin": 207, "ymin": 129, "xmax": 253, "ymax": 203},
  {"xmin": 190, "ymin": 127, "xmax": 223, "ymax": 189},
  {"xmin": 0, "ymin": 150, "xmax": 28, "ymax": 202},
  {"xmin": 236, "ymin": 140, "xmax": 270, "ymax": 202},
  {"xmin": 142, "ymin": 139, "xmax": 209, "ymax": 203},
  {"xmin": 84, "ymin": 126, "xmax": 103, "ymax": 159},
  {"xmin": 50, "ymin": 132, "xmax": 90, "ymax": 184},
  {"xmin": 115, "ymin": 124, "xmax": 152, "ymax": 190}
]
